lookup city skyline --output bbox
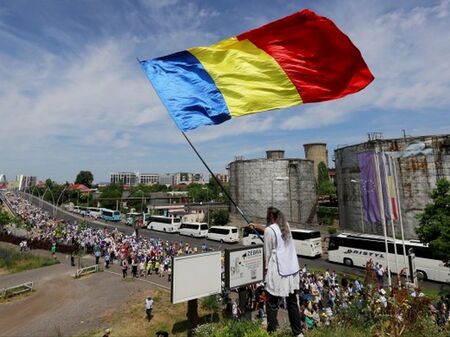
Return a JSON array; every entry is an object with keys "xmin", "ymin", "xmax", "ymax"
[{"xmin": 1, "ymin": 0, "xmax": 450, "ymax": 182}]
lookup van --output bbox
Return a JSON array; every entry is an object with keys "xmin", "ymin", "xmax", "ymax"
[
  {"xmin": 206, "ymin": 226, "xmax": 239, "ymax": 243},
  {"xmin": 179, "ymin": 222, "xmax": 209, "ymax": 238}
]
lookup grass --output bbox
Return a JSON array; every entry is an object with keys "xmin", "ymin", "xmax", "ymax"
[
  {"xmin": 73, "ymin": 288, "xmax": 214, "ymax": 337},
  {"xmin": 0, "ymin": 246, "xmax": 59, "ymax": 274}
]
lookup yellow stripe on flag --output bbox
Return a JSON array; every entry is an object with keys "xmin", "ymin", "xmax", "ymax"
[{"xmin": 189, "ymin": 37, "xmax": 302, "ymax": 118}]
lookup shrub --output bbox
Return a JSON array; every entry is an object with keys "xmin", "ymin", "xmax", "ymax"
[{"xmin": 327, "ymin": 226, "xmax": 337, "ymax": 235}]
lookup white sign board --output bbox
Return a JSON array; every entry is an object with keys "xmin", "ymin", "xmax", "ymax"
[
  {"xmin": 225, "ymin": 245, "xmax": 264, "ymax": 289},
  {"xmin": 171, "ymin": 251, "xmax": 222, "ymax": 304}
]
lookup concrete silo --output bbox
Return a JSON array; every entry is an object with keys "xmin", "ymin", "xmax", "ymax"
[
  {"xmin": 229, "ymin": 150, "xmax": 317, "ymax": 227},
  {"xmin": 303, "ymin": 143, "xmax": 328, "ymax": 179},
  {"xmin": 334, "ymin": 134, "xmax": 450, "ymax": 238}
]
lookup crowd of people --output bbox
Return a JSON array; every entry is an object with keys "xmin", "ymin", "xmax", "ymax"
[
  {"xmin": 1, "ymin": 194, "xmax": 449, "ymax": 336},
  {"xmin": 244, "ymin": 207, "xmax": 449, "ymax": 336},
  {"xmin": 3, "ymin": 192, "xmax": 211, "ymax": 282}
]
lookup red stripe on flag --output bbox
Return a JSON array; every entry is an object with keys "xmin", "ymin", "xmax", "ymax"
[{"xmin": 237, "ymin": 9, "xmax": 374, "ymax": 103}]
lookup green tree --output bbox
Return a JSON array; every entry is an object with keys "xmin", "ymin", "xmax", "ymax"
[
  {"xmin": 75, "ymin": 170, "xmax": 94, "ymax": 188},
  {"xmin": 0, "ymin": 208, "xmax": 12, "ymax": 226},
  {"xmin": 317, "ymin": 161, "xmax": 329, "ymax": 184},
  {"xmin": 209, "ymin": 208, "xmax": 229, "ymax": 226},
  {"xmin": 187, "ymin": 184, "xmax": 209, "ymax": 202},
  {"xmin": 415, "ymin": 178, "xmax": 450, "ymax": 267},
  {"xmin": 317, "ymin": 161, "xmax": 336, "ymax": 197},
  {"xmin": 99, "ymin": 184, "xmax": 122, "ymax": 209}
]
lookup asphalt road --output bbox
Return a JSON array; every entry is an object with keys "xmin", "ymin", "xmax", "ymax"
[{"xmin": 19, "ymin": 193, "xmax": 445, "ymax": 291}]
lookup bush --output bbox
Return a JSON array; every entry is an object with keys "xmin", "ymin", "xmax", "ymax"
[{"xmin": 327, "ymin": 226, "xmax": 337, "ymax": 235}]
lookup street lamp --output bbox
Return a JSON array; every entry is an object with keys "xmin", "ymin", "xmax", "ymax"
[
  {"xmin": 271, "ymin": 176, "xmax": 289, "ymax": 207},
  {"xmin": 41, "ymin": 187, "xmax": 56, "ymax": 215},
  {"xmin": 350, "ymin": 179, "xmax": 364, "ymax": 233}
]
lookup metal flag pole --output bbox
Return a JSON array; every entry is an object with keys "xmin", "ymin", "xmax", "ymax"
[
  {"xmin": 180, "ymin": 132, "xmax": 264, "ymax": 243},
  {"xmin": 382, "ymin": 152, "xmax": 399, "ymax": 283},
  {"xmin": 392, "ymin": 158, "xmax": 407, "ymax": 269},
  {"xmin": 373, "ymin": 151, "xmax": 392, "ymax": 287}
]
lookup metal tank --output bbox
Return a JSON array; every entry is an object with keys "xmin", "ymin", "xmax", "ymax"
[
  {"xmin": 334, "ymin": 134, "xmax": 450, "ymax": 238},
  {"xmin": 229, "ymin": 150, "xmax": 317, "ymax": 226}
]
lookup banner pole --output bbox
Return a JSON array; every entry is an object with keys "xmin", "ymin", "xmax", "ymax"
[
  {"xmin": 382, "ymin": 153, "xmax": 400, "ymax": 284},
  {"xmin": 373, "ymin": 150, "xmax": 392, "ymax": 287},
  {"xmin": 393, "ymin": 159, "xmax": 408, "ymax": 269}
]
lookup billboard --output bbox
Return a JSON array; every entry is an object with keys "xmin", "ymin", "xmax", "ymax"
[
  {"xmin": 171, "ymin": 251, "xmax": 222, "ymax": 304},
  {"xmin": 225, "ymin": 245, "xmax": 264, "ymax": 289}
]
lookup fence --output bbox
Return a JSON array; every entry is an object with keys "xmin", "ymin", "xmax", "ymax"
[
  {"xmin": 74, "ymin": 264, "xmax": 99, "ymax": 279},
  {"xmin": 1, "ymin": 281, "xmax": 34, "ymax": 299}
]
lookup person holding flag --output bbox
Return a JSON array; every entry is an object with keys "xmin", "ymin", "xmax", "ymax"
[{"xmin": 249, "ymin": 207, "xmax": 302, "ymax": 336}]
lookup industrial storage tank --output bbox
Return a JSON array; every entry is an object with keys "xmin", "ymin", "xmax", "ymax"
[
  {"xmin": 334, "ymin": 134, "xmax": 450, "ymax": 238},
  {"xmin": 303, "ymin": 143, "xmax": 328, "ymax": 179},
  {"xmin": 229, "ymin": 150, "xmax": 317, "ymax": 226}
]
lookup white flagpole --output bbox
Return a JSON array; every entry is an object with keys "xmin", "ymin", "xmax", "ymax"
[
  {"xmin": 393, "ymin": 158, "xmax": 408, "ymax": 270},
  {"xmin": 382, "ymin": 153, "xmax": 400, "ymax": 284},
  {"xmin": 374, "ymin": 151, "xmax": 392, "ymax": 287}
]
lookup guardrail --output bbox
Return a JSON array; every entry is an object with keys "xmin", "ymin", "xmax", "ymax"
[
  {"xmin": 74, "ymin": 264, "xmax": 99, "ymax": 279},
  {"xmin": 1, "ymin": 281, "xmax": 34, "ymax": 299}
]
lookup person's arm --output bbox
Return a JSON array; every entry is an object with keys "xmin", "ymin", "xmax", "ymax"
[{"xmin": 247, "ymin": 223, "xmax": 266, "ymax": 233}]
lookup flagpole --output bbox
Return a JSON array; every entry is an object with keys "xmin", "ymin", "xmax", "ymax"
[
  {"xmin": 392, "ymin": 158, "xmax": 408, "ymax": 270},
  {"xmin": 180, "ymin": 131, "xmax": 251, "ymax": 225},
  {"xmin": 382, "ymin": 153, "xmax": 400, "ymax": 284},
  {"xmin": 373, "ymin": 151, "xmax": 392, "ymax": 287}
]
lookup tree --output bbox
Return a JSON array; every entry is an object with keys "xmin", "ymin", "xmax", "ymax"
[
  {"xmin": 75, "ymin": 171, "xmax": 94, "ymax": 188},
  {"xmin": 317, "ymin": 161, "xmax": 336, "ymax": 198},
  {"xmin": 317, "ymin": 161, "xmax": 329, "ymax": 184},
  {"xmin": 99, "ymin": 184, "xmax": 122, "ymax": 209},
  {"xmin": 415, "ymin": 178, "xmax": 450, "ymax": 267},
  {"xmin": 209, "ymin": 209, "xmax": 229, "ymax": 226}
]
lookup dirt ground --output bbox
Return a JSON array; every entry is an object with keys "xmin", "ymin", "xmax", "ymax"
[{"xmin": 0, "ymin": 246, "xmax": 156, "ymax": 337}]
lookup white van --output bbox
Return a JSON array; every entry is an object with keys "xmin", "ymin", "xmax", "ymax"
[
  {"xmin": 206, "ymin": 226, "xmax": 239, "ymax": 243},
  {"xmin": 179, "ymin": 222, "xmax": 209, "ymax": 238}
]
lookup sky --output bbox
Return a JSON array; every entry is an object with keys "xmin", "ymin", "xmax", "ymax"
[{"xmin": 1, "ymin": 0, "xmax": 449, "ymax": 183}]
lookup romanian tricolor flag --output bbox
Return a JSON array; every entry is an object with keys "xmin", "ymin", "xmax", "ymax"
[{"xmin": 140, "ymin": 9, "xmax": 374, "ymax": 131}]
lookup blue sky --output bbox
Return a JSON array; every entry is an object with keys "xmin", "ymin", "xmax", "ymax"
[{"xmin": 1, "ymin": 0, "xmax": 449, "ymax": 183}]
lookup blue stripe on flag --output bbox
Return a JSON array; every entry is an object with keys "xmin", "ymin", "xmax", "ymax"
[{"xmin": 140, "ymin": 51, "xmax": 231, "ymax": 131}]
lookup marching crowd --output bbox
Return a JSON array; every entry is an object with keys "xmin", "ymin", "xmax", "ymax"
[
  {"xmin": 2, "ymin": 193, "xmax": 449, "ymax": 336},
  {"xmin": 235, "ymin": 264, "xmax": 450, "ymax": 334},
  {"xmin": 3, "ymin": 192, "xmax": 210, "ymax": 282}
]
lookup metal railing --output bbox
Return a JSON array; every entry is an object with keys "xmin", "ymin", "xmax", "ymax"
[
  {"xmin": 1, "ymin": 281, "xmax": 34, "ymax": 299},
  {"xmin": 74, "ymin": 264, "xmax": 99, "ymax": 279}
]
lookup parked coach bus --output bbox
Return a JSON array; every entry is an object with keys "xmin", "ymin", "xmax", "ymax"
[
  {"xmin": 146, "ymin": 215, "xmax": 182, "ymax": 233},
  {"xmin": 101, "ymin": 208, "xmax": 121, "ymax": 222},
  {"xmin": 328, "ymin": 233, "xmax": 450, "ymax": 283}
]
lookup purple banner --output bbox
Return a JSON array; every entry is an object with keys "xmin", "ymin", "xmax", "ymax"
[{"xmin": 358, "ymin": 152, "xmax": 381, "ymax": 223}]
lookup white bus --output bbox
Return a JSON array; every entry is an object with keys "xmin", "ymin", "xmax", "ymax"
[
  {"xmin": 179, "ymin": 222, "xmax": 209, "ymax": 238},
  {"xmin": 291, "ymin": 229, "xmax": 322, "ymax": 257},
  {"xmin": 146, "ymin": 215, "xmax": 182, "ymax": 233},
  {"xmin": 86, "ymin": 207, "xmax": 101, "ymax": 219},
  {"xmin": 242, "ymin": 227, "xmax": 322, "ymax": 257},
  {"xmin": 327, "ymin": 233, "xmax": 450, "ymax": 283},
  {"xmin": 207, "ymin": 226, "xmax": 239, "ymax": 243}
]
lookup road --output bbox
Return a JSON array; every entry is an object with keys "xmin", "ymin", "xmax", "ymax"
[{"xmin": 18, "ymin": 193, "xmax": 445, "ymax": 291}]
